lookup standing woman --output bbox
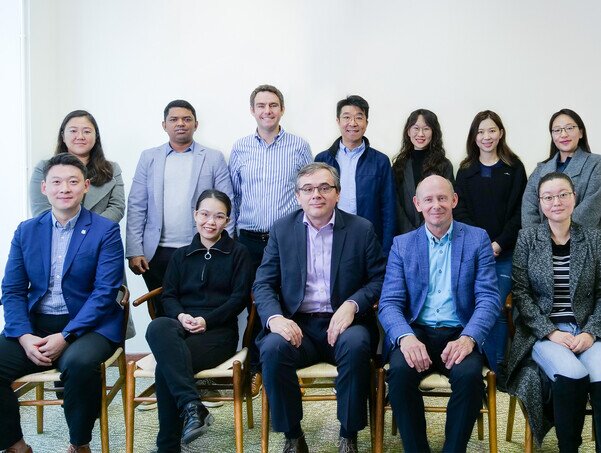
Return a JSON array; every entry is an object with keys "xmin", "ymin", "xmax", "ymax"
[
  {"xmin": 392, "ymin": 109, "xmax": 454, "ymax": 234},
  {"xmin": 522, "ymin": 108, "xmax": 601, "ymax": 228},
  {"xmin": 29, "ymin": 110, "xmax": 125, "ymax": 222},
  {"xmin": 454, "ymin": 110, "xmax": 527, "ymax": 372},
  {"xmin": 145, "ymin": 190, "xmax": 252, "ymax": 452},
  {"xmin": 507, "ymin": 173, "xmax": 601, "ymax": 452}
]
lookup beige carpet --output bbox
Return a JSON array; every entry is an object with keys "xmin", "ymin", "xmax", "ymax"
[{"xmin": 18, "ymin": 374, "xmax": 596, "ymax": 452}]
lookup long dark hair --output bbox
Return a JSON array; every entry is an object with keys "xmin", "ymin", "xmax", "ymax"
[
  {"xmin": 55, "ymin": 110, "xmax": 113, "ymax": 186},
  {"xmin": 392, "ymin": 109, "xmax": 449, "ymax": 183},
  {"xmin": 545, "ymin": 108, "xmax": 591, "ymax": 162},
  {"xmin": 460, "ymin": 110, "xmax": 521, "ymax": 169}
]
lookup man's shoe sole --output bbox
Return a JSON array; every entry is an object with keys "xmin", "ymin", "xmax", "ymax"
[{"xmin": 181, "ymin": 413, "xmax": 214, "ymax": 445}]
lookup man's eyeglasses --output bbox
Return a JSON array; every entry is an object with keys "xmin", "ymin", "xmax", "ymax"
[
  {"xmin": 539, "ymin": 192, "xmax": 574, "ymax": 205},
  {"xmin": 297, "ymin": 184, "xmax": 337, "ymax": 195}
]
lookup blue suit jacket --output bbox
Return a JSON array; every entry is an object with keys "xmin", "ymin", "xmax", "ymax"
[
  {"xmin": 2, "ymin": 208, "xmax": 125, "ymax": 342},
  {"xmin": 125, "ymin": 141, "xmax": 233, "ymax": 261},
  {"xmin": 253, "ymin": 208, "xmax": 386, "ymax": 334},
  {"xmin": 378, "ymin": 220, "xmax": 500, "ymax": 364}
]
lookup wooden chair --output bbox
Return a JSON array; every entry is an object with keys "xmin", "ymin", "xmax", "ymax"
[
  {"xmin": 13, "ymin": 285, "xmax": 130, "ymax": 453},
  {"xmin": 504, "ymin": 295, "xmax": 596, "ymax": 452},
  {"xmin": 260, "ymin": 361, "xmax": 378, "ymax": 453},
  {"xmin": 124, "ymin": 287, "xmax": 256, "ymax": 453}
]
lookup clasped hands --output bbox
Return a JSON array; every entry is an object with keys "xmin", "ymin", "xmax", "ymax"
[
  {"xmin": 19, "ymin": 333, "xmax": 68, "ymax": 366},
  {"xmin": 268, "ymin": 301, "xmax": 356, "ymax": 347},
  {"xmin": 548, "ymin": 330, "xmax": 594, "ymax": 353},
  {"xmin": 178, "ymin": 313, "xmax": 207, "ymax": 333},
  {"xmin": 400, "ymin": 334, "xmax": 475, "ymax": 372}
]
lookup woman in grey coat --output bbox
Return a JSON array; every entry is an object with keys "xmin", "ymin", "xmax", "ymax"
[
  {"xmin": 522, "ymin": 108, "xmax": 601, "ymax": 228},
  {"xmin": 507, "ymin": 172, "xmax": 601, "ymax": 452}
]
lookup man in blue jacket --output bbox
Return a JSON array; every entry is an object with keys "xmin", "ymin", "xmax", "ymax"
[
  {"xmin": 315, "ymin": 95, "xmax": 396, "ymax": 254},
  {"xmin": 0, "ymin": 154, "xmax": 124, "ymax": 453}
]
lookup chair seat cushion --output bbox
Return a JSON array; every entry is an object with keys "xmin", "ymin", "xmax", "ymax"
[{"xmin": 296, "ymin": 362, "xmax": 338, "ymax": 379}]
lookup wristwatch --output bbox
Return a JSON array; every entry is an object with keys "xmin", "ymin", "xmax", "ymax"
[{"xmin": 62, "ymin": 331, "xmax": 77, "ymax": 344}]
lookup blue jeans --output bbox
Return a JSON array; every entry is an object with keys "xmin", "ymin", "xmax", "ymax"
[
  {"xmin": 532, "ymin": 322, "xmax": 601, "ymax": 382},
  {"xmin": 483, "ymin": 252, "xmax": 513, "ymax": 367}
]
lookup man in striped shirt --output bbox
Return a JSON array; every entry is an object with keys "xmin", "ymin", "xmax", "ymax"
[{"xmin": 230, "ymin": 85, "xmax": 312, "ymax": 395}]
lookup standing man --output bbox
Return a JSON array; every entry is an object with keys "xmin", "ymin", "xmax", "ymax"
[
  {"xmin": 0, "ymin": 154, "xmax": 124, "ymax": 453},
  {"xmin": 254, "ymin": 163, "xmax": 386, "ymax": 453},
  {"xmin": 315, "ymin": 95, "xmax": 396, "ymax": 254},
  {"xmin": 127, "ymin": 99, "xmax": 233, "ymax": 311},
  {"xmin": 378, "ymin": 175, "xmax": 500, "ymax": 453},
  {"xmin": 230, "ymin": 85, "xmax": 312, "ymax": 395}
]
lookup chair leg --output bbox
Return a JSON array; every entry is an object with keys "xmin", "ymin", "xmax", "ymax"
[
  {"xmin": 118, "ymin": 353, "xmax": 127, "ymax": 411},
  {"xmin": 368, "ymin": 364, "xmax": 377, "ymax": 452},
  {"xmin": 261, "ymin": 385, "xmax": 270, "ymax": 453},
  {"xmin": 477, "ymin": 413, "xmax": 484, "ymax": 440},
  {"xmin": 391, "ymin": 416, "xmax": 397, "ymax": 436},
  {"xmin": 100, "ymin": 363, "xmax": 109, "ymax": 453},
  {"xmin": 36, "ymin": 383, "xmax": 44, "ymax": 434},
  {"xmin": 486, "ymin": 372, "xmax": 498, "ymax": 453},
  {"xmin": 373, "ymin": 368, "xmax": 385, "ymax": 453},
  {"xmin": 518, "ymin": 399, "xmax": 533, "ymax": 453},
  {"xmin": 125, "ymin": 361, "xmax": 136, "ymax": 453},
  {"xmin": 245, "ymin": 367, "xmax": 254, "ymax": 429},
  {"xmin": 233, "ymin": 361, "xmax": 244, "ymax": 453},
  {"xmin": 506, "ymin": 395, "xmax": 516, "ymax": 441}
]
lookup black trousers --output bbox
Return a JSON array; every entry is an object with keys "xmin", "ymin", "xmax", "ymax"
[
  {"xmin": 259, "ymin": 314, "xmax": 372, "ymax": 434},
  {"xmin": 237, "ymin": 231, "xmax": 269, "ymax": 373},
  {"xmin": 0, "ymin": 314, "xmax": 116, "ymax": 449},
  {"xmin": 387, "ymin": 325, "xmax": 484, "ymax": 453},
  {"xmin": 141, "ymin": 246, "xmax": 177, "ymax": 317},
  {"xmin": 146, "ymin": 317, "xmax": 238, "ymax": 452}
]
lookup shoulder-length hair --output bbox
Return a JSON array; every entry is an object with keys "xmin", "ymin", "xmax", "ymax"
[{"xmin": 545, "ymin": 108, "xmax": 591, "ymax": 162}]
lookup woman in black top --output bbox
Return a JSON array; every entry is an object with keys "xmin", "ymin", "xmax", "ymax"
[
  {"xmin": 392, "ymin": 109, "xmax": 454, "ymax": 234},
  {"xmin": 454, "ymin": 110, "xmax": 527, "ymax": 372},
  {"xmin": 145, "ymin": 190, "xmax": 252, "ymax": 452}
]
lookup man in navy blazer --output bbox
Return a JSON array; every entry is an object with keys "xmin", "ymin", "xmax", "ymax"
[
  {"xmin": 378, "ymin": 175, "xmax": 500, "ymax": 453},
  {"xmin": 0, "ymin": 154, "xmax": 124, "ymax": 453},
  {"xmin": 254, "ymin": 163, "xmax": 386, "ymax": 453}
]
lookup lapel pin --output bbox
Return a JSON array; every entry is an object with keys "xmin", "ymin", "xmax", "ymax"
[{"xmin": 81, "ymin": 229, "xmax": 87, "ymax": 235}]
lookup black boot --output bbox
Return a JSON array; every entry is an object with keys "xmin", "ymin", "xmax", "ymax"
[
  {"xmin": 590, "ymin": 381, "xmax": 601, "ymax": 453},
  {"xmin": 552, "ymin": 375, "xmax": 589, "ymax": 453},
  {"xmin": 180, "ymin": 400, "xmax": 214, "ymax": 444}
]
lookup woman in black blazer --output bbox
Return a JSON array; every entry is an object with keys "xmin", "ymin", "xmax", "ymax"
[{"xmin": 454, "ymin": 110, "xmax": 527, "ymax": 373}]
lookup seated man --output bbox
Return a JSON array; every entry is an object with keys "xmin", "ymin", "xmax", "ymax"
[
  {"xmin": 0, "ymin": 154, "xmax": 124, "ymax": 453},
  {"xmin": 378, "ymin": 175, "xmax": 500, "ymax": 453},
  {"xmin": 254, "ymin": 162, "xmax": 386, "ymax": 453}
]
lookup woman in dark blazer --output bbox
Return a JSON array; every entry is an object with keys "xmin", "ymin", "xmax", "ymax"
[
  {"xmin": 145, "ymin": 190, "xmax": 252, "ymax": 452},
  {"xmin": 392, "ymin": 109, "xmax": 454, "ymax": 234},
  {"xmin": 507, "ymin": 172, "xmax": 601, "ymax": 452},
  {"xmin": 522, "ymin": 108, "xmax": 601, "ymax": 228},
  {"xmin": 454, "ymin": 110, "xmax": 527, "ymax": 372}
]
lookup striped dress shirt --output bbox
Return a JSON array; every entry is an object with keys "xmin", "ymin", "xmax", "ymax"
[{"xmin": 230, "ymin": 127, "xmax": 312, "ymax": 232}]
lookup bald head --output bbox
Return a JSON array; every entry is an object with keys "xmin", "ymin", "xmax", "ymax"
[
  {"xmin": 415, "ymin": 175, "xmax": 454, "ymax": 200},
  {"xmin": 413, "ymin": 175, "xmax": 457, "ymax": 238}
]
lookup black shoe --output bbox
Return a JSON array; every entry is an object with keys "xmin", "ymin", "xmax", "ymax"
[
  {"xmin": 337, "ymin": 437, "xmax": 358, "ymax": 453},
  {"xmin": 180, "ymin": 401, "xmax": 214, "ymax": 445},
  {"xmin": 282, "ymin": 434, "xmax": 308, "ymax": 453}
]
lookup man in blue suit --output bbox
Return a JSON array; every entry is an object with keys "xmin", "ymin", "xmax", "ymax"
[
  {"xmin": 378, "ymin": 175, "xmax": 500, "ymax": 453},
  {"xmin": 0, "ymin": 154, "xmax": 124, "ymax": 453},
  {"xmin": 254, "ymin": 163, "xmax": 386, "ymax": 453}
]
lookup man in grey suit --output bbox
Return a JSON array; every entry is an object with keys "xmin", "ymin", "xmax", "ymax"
[{"xmin": 126, "ymin": 100, "xmax": 233, "ymax": 312}]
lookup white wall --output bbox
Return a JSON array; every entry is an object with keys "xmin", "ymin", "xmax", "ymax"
[{"xmin": 14, "ymin": 0, "xmax": 601, "ymax": 351}]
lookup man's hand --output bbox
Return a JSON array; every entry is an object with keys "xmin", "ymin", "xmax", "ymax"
[
  {"xmin": 441, "ymin": 336, "xmax": 475, "ymax": 369},
  {"xmin": 37, "ymin": 333, "xmax": 69, "ymax": 361},
  {"xmin": 491, "ymin": 241, "xmax": 502, "ymax": 258},
  {"xmin": 570, "ymin": 332, "xmax": 594, "ymax": 353},
  {"xmin": 18, "ymin": 334, "xmax": 53, "ymax": 366},
  {"xmin": 268, "ymin": 316, "xmax": 303, "ymax": 347},
  {"xmin": 128, "ymin": 256, "xmax": 150, "ymax": 275},
  {"xmin": 548, "ymin": 330, "xmax": 575, "ymax": 349},
  {"xmin": 400, "ymin": 335, "xmax": 432, "ymax": 372},
  {"xmin": 178, "ymin": 313, "xmax": 206, "ymax": 334},
  {"xmin": 327, "ymin": 301, "xmax": 356, "ymax": 346}
]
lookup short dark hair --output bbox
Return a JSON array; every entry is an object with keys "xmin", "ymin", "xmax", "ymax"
[
  {"xmin": 295, "ymin": 162, "xmax": 341, "ymax": 193},
  {"xmin": 537, "ymin": 172, "xmax": 575, "ymax": 196},
  {"xmin": 336, "ymin": 95, "xmax": 369, "ymax": 119},
  {"xmin": 163, "ymin": 100, "xmax": 197, "ymax": 121},
  {"xmin": 195, "ymin": 189, "xmax": 232, "ymax": 216},
  {"xmin": 546, "ymin": 108, "xmax": 590, "ymax": 161},
  {"xmin": 250, "ymin": 85, "xmax": 284, "ymax": 109},
  {"xmin": 43, "ymin": 153, "xmax": 88, "ymax": 180}
]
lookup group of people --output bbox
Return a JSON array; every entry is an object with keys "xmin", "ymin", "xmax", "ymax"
[{"xmin": 0, "ymin": 83, "xmax": 600, "ymax": 453}]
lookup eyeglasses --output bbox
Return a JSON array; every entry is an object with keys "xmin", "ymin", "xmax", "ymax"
[
  {"xmin": 409, "ymin": 125, "xmax": 432, "ymax": 134},
  {"xmin": 339, "ymin": 114, "xmax": 366, "ymax": 124},
  {"xmin": 539, "ymin": 192, "xmax": 574, "ymax": 204},
  {"xmin": 297, "ymin": 184, "xmax": 337, "ymax": 195},
  {"xmin": 196, "ymin": 211, "xmax": 228, "ymax": 222},
  {"xmin": 551, "ymin": 125, "xmax": 579, "ymax": 135}
]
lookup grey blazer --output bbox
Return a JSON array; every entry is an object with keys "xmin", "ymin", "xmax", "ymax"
[
  {"xmin": 29, "ymin": 159, "xmax": 125, "ymax": 223},
  {"xmin": 521, "ymin": 148, "xmax": 601, "ymax": 228},
  {"xmin": 125, "ymin": 141, "xmax": 233, "ymax": 261},
  {"xmin": 506, "ymin": 222, "xmax": 601, "ymax": 445}
]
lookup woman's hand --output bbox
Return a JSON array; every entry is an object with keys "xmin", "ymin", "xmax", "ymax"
[
  {"xmin": 547, "ymin": 330, "xmax": 575, "ymax": 349},
  {"xmin": 178, "ymin": 313, "xmax": 206, "ymax": 333},
  {"xmin": 491, "ymin": 241, "xmax": 502, "ymax": 258},
  {"xmin": 570, "ymin": 332, "xmax": 595, "ymax": 353}
]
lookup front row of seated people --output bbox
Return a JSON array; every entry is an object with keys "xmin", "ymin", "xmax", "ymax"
[{"xmin": 1, "ymin": 159, "xmax": 600, "ymax": 452}]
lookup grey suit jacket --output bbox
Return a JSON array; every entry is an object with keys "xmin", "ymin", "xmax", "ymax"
[
  {"xmin": 125, "ymin": 141, "xmax": 233, "ymax": 261},
  {"xmin": 506, "ymin": 222, "xmax": 601, "ymax": 444},
  {"xmin": 521, "ymin": 148, "xmax": 601, "ymax": 228},
  {"xmin": 30, "ymin": 159, "xmax": 125, "ymax": 223}
]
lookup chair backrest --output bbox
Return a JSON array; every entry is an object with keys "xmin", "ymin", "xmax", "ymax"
[{"xmin": 117, "ymin": 285, "xmax": 130, "ymax": 345}]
